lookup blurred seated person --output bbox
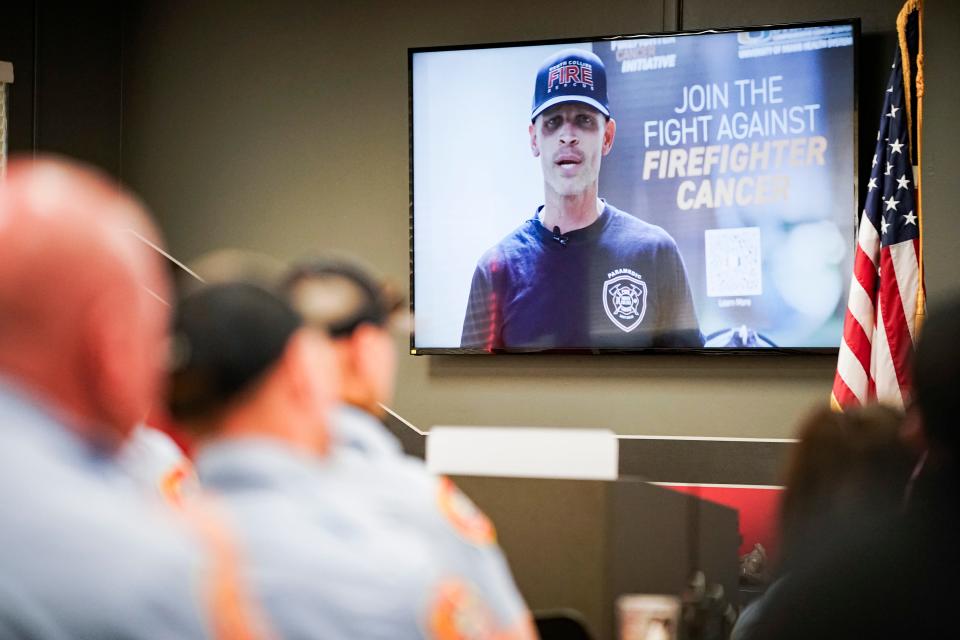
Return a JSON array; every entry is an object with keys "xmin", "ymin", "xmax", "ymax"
[
  {"xmin": 0, "ymin": 156, "xmax": 259, "ymax": 639},
  {"xmin": 776, "ymin": 404, "xmax": 915, "ymax": 573},
  {"xmin": 282, "ymin": 258, "xmax": 536, "ymax": 638},
  {"xmin": 169, "ymin": 279, "xmax": 534, "ymax": 638},
  {"xmin": 732, "ymin": 404, "xmax": 915, "ymax": 639},
  {"xmin": 282, "ymin": 258, "xmax": 407, "ymax": 455},
  {"xmin": 746, "ymin": 295, "xmax": 960, "ymax": 639}
]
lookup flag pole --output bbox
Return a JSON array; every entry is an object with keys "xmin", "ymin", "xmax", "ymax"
[
  {"xmin": 897, "ymin": 0, "xmax": 925, "ymax": 331},
  {"xmin": 832, "ymin": 3, "xmax": 923, "ymax": 411}
]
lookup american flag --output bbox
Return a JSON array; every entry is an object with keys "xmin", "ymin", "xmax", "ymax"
[{"xmin": 832, "ymin": 29, "xmax": 923, "ymax": 410}]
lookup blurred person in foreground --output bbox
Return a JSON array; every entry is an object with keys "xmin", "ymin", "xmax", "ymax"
[
  {"xmin": 776, "ymin": 405, "xmax": 915, "ymax": 575},
  {"xmin": 0, "ymin": 156, "xmax": 259, "ymax": 638},
  {"xmin": 169, "ymin": 279, "xmax": 533, "ymax": 638},
  {"xmin": 732, "ymin": 404, "xmax": 915, "ymax": 640},
  {"xmin": 282, "ymin": 258, "xmax": 536, "ymax": 638},
  {"xmin": 118, "ymin": 248, "xmax": 291, "ymax": 505},
  {"xmin": 746, "ymin": 296, "xmax": 960, "ymax": 639}
]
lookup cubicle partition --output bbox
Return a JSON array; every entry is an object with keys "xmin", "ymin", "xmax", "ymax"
[{"xmin": 453, "ymin": 475, "xmax": 739, "ymax": 639}]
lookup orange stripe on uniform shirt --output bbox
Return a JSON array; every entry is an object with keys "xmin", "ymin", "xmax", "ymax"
[{"xmin": 178, "ymin": 497, "xmax": 273, "ymax": 640}]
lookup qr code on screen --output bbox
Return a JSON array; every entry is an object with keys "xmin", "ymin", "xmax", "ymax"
[{"xmin": 704, "ymin": 227, "xmax": 762, "ymax": 297}]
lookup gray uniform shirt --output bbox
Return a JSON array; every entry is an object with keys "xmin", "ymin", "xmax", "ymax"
[
  {"xmin": 0, "ymin": 381, "xmax": 213, "ymax": 639},
  {"xmin": 329, "ymin": 405, "xmax": 529, "ymax": 630},
  {"xmin": 196, "ymin": 439, "xmax": 445, "ymax": 639}
]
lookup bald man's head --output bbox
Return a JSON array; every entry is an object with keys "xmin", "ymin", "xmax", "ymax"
[{"xmin": 0, "ymin": 156, "xmax": 171, "ymax": 447}]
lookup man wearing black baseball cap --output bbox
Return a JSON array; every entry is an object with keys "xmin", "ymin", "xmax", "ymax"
[
  {"xmin": 283, "ymin": 257, "xmax": 536, "ymax": 639},
  {"xmin": 170, "ymin": 278, "xmax": 539, "ymax": 638},
  {"xmin": 170, "ymin": 281, "xmax": 463, "ymax": 637},
  {"xmin": 461, "ymin": 48, "xmax": 702, "ymax": 351}
]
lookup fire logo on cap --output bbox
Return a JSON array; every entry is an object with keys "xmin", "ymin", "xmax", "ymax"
[{"xmin": 546, "ymin": 60, "xmax": 595, "ymax": 93}]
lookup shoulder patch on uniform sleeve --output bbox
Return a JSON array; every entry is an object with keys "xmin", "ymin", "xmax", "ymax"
[
  {"xmin": 436, "ymin": 476, "xmax": 496, "ymax": 546},
  {"xmin": 159, "ymin": 461, "xmax": 194, "ymax": 507},
  {"xmin": 427, "ymin": 579, "xmax": 498, "ymax": 640}
]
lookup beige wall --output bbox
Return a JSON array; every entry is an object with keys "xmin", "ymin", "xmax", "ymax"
[{"xmin": 122, "ymin": 0, "xmax": 959, "ymax": 438}]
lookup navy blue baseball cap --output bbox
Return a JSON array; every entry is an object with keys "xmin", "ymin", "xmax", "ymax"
[{"xmin": 531, "ymin": 48, "xmax": 610, "ymax": 122}]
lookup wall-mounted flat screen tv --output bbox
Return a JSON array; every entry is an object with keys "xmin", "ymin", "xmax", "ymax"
[{"xmin": 410, "ymin": 19, "xmax": 858, "ymax": 353}]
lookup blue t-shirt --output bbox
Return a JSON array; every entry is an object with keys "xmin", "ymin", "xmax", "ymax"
[{"xmin": 461, "ymin": 203, "xmax": 703, "ymax": 350}]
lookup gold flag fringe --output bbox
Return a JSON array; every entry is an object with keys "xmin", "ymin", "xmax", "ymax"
[{"xmin": 897, "ymin": 0, "xmax": 925, "ymax": 331}]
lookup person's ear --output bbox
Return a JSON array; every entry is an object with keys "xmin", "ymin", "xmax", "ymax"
[
  {"xmin": 602, "ymin": 117, "xmax": 616, "ymax": 156},
  {"xmin": 282, "ymin": 329, "xmax": 340, "ymax": 416},
  {"xmin": 349, "ymin": 323, "xmax": 395, "ymax": 411},
  {"xmin": 84, "ymin": 291, "xmax": 149, "ymax": 443},
  {"xmin": 351, "ymin": 324, "xmax": 379, "ymax": 381},
  {"xmin": 529, "ymin": 122, "xmax": 540, "ymax": 157},
  {"xmin": 273, "ymin": 329, "xmax": 337, "ymax": 455}
]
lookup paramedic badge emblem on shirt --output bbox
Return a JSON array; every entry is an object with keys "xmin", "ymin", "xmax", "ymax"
[{"xmin": 603, "ymin": 269, "xmax": 647, "ymax": 333}]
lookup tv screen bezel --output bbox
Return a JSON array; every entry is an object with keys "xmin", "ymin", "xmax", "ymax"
[{"xmin": 408, "ymin": 17, "xmax": 861, "ymax": 356}]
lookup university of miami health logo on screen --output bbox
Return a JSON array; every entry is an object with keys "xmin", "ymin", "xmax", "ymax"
[{"xmin": 603, "ymin": 268, "xmax": 647, "ymax": 333}]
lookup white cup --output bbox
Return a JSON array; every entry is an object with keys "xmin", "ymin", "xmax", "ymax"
[{"xmin": 617, "ymin": 594, "xmax": 680, "ymax": 640}]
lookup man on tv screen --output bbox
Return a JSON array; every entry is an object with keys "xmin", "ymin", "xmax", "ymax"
[{"xmin": 460, "ymin": 48, "xmax": 703, "ymax": 350}]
